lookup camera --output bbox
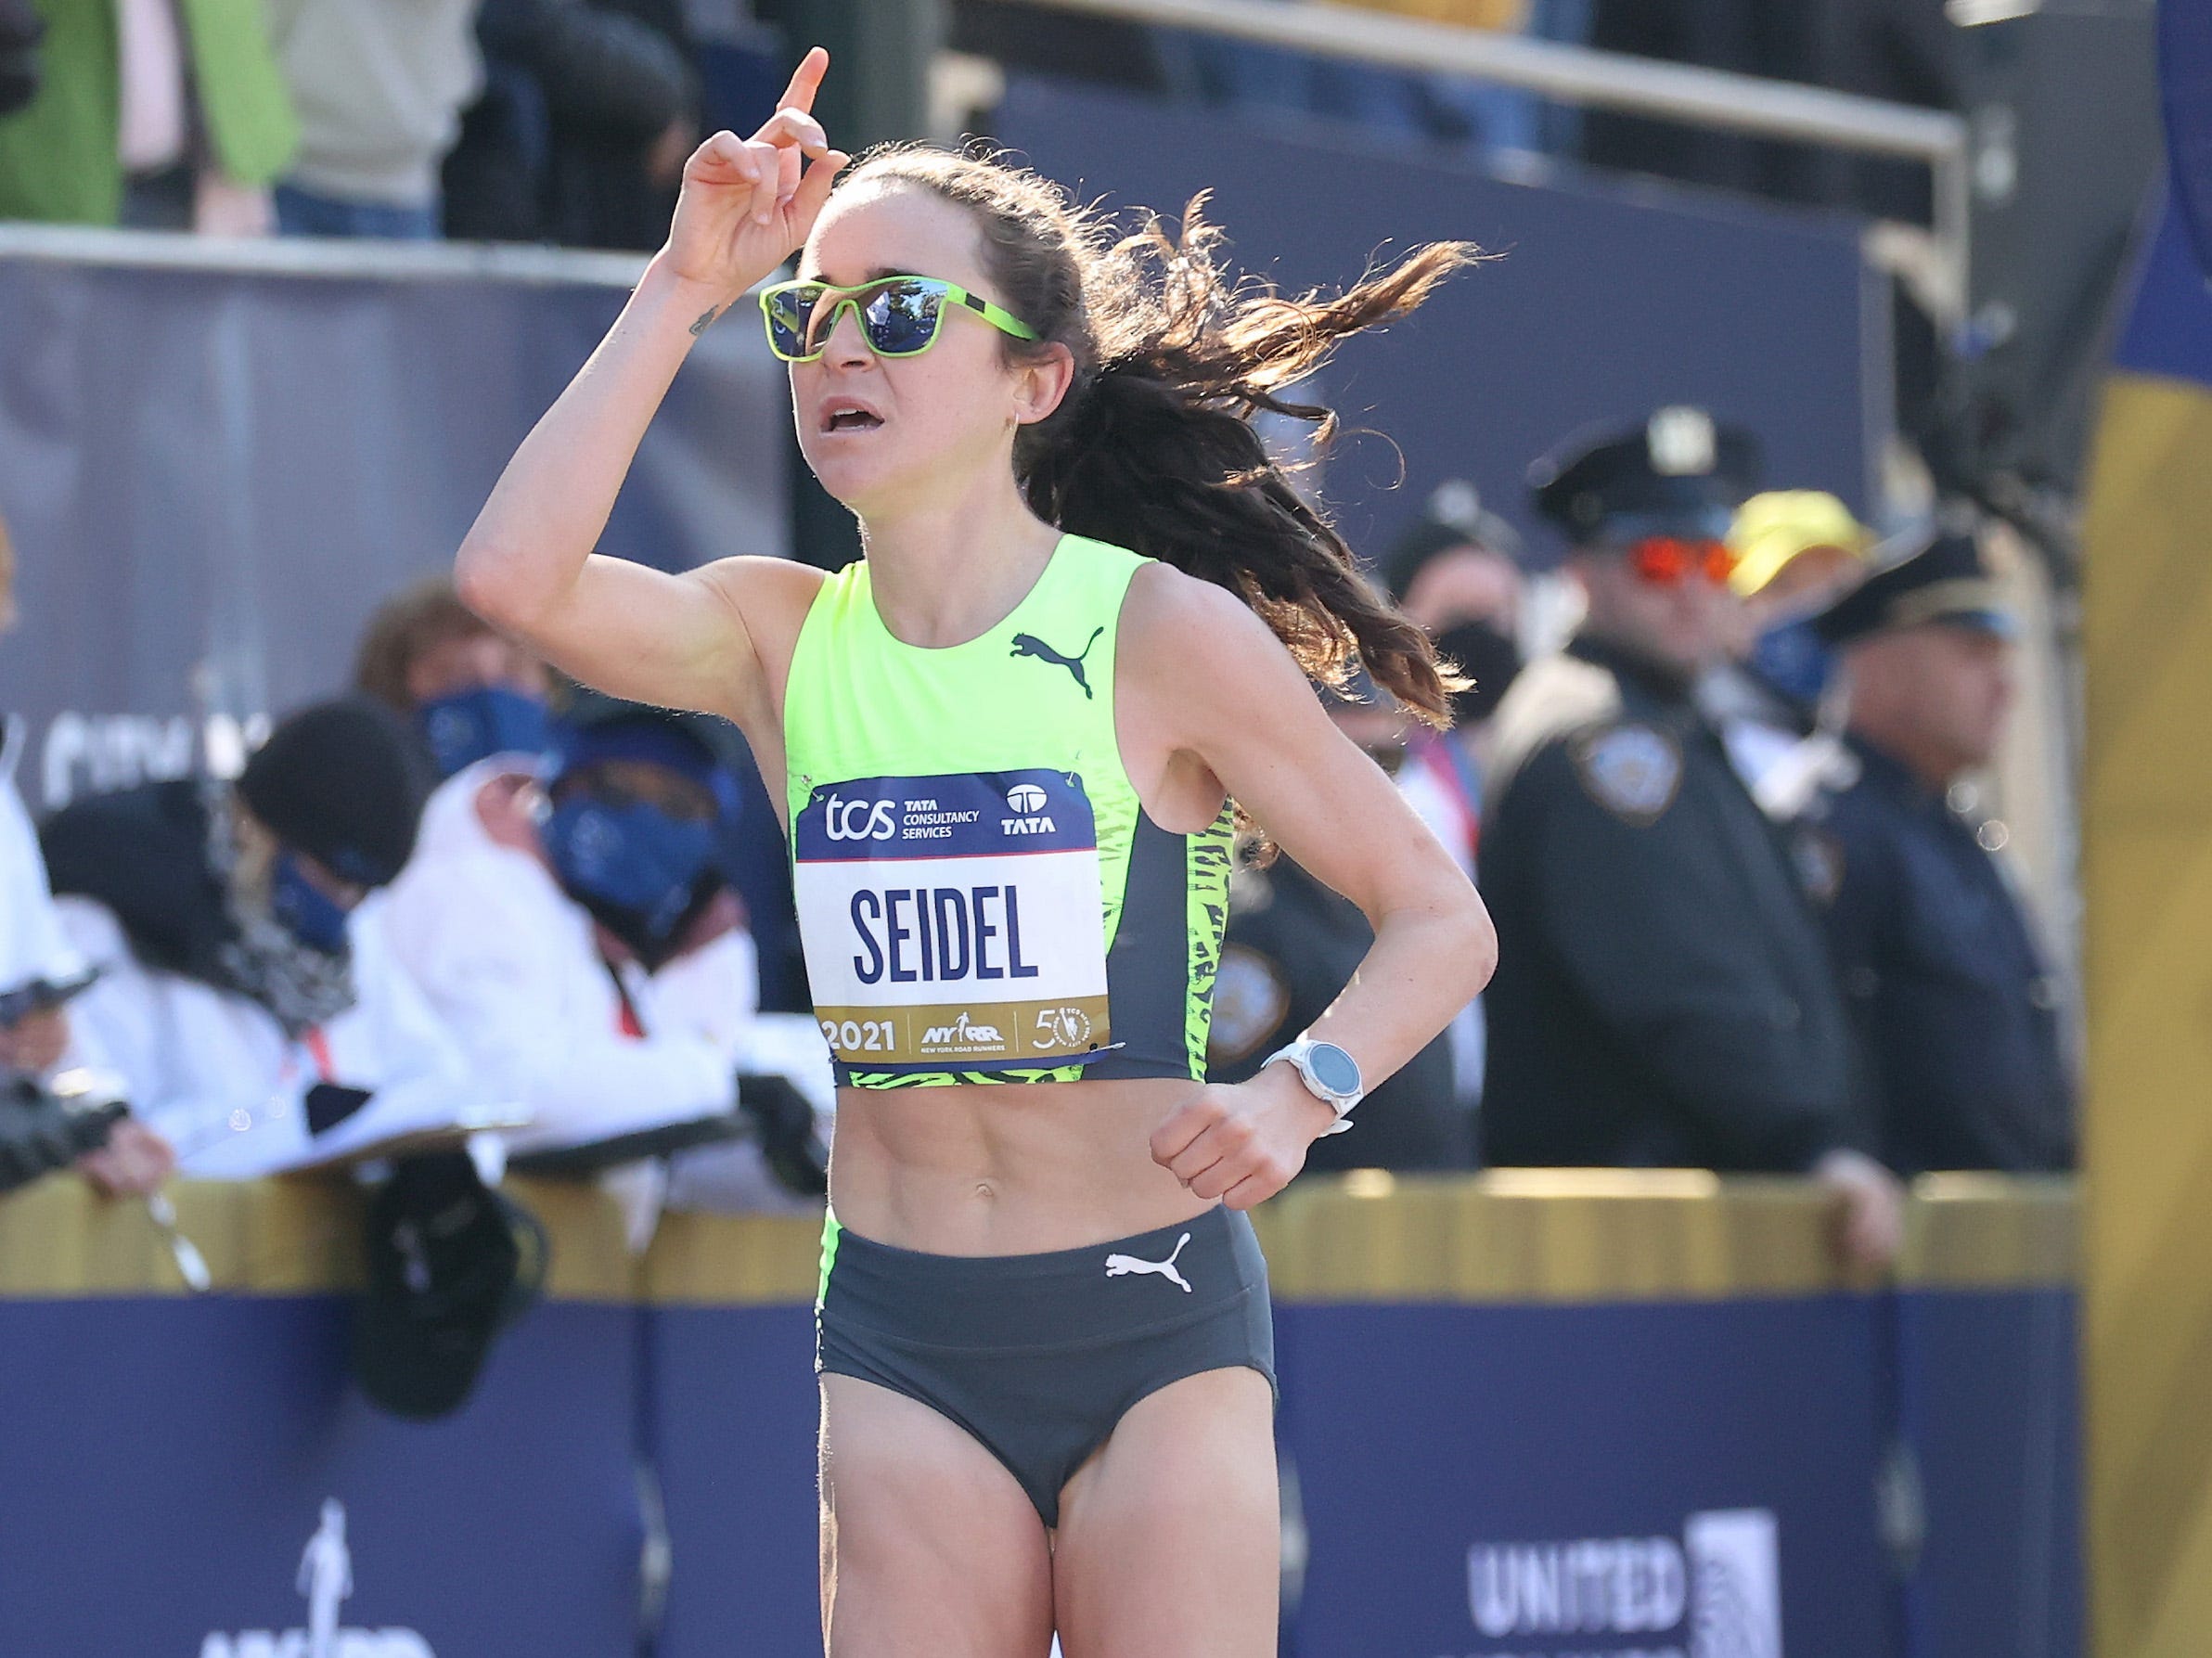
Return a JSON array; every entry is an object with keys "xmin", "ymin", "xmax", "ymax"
[{"xmin": 0, "ymin": 1068, "xmax": 131, "ymax": 1195}]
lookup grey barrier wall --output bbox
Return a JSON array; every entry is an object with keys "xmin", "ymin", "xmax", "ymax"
[
  {"xmin": 992, "ymin": 74, "xmax": 1889, "ymax": 568},
  {"xmin": 0, "ymin": 230, "xmax": 791, "ymax": 813}
]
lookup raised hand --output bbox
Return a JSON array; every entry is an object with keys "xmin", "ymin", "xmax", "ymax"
[{"xmin": 663, "ymin": 46, "xmax": 851, "ymax": 306}]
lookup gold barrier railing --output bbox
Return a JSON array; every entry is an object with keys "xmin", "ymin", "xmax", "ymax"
[{"xmin": 0, "ymin": 1171, "xmax": 2076, "ymax": 1305}]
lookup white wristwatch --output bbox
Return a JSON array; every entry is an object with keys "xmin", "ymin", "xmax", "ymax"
[{"xmin": 1262, "ymin": 1037, "xmax": 1364, "ymax": 1136}]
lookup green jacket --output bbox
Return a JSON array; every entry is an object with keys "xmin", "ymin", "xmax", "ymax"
[{"xmin": 0, "ymin": 0, "xmax": 298, "ymax": 225}]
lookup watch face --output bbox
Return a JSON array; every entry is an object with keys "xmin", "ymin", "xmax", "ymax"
[{"xmin": 1308, "ymin": 1042, "xmax": 1361, "ymax": 1098}]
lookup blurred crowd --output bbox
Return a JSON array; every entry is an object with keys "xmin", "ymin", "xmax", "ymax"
[
  {"xmin": 0, "ymin": 0, "xmax": 708, "ymax": 247},
  {"xmin": 1, "ymin": 525, "xmax": 836, "ymax": 1407},
  {"xmin": 0, "ymin": 1, "xmax": 1966, "ymax": 249}
]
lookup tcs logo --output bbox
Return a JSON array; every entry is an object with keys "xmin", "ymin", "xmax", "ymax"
[{"xmin": 826, "ymin": 796, "xmax": 896, "ymax": 842}]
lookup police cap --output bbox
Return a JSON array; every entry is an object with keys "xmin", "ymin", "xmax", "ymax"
[
  {"xmin": 1814, "ymin": 527, "xmax": 2015, "ymax": 646},
  {"xmin": 1528, "ymin": 406, "xmax": 1761, "ymax": 546},
  {"xmin": 1380, "ymin": 480, "xmax": 1526, "ymax": 599}
]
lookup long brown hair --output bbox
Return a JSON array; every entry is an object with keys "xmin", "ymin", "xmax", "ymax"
[{"xmin": 835, "ymin": 147, "xmax": 1481, "ymax": 726}]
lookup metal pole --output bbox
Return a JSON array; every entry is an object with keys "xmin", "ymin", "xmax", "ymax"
[
  {"xmin": 779, "ymin": 2, "xmax": 950, "ymax": 570},
  {"xmin": 1022, "ymin": 0, "xmax": 1965, "ymax": 161},
  {"xmin": 1014, "ymin": 0, "xmax": 1970, "ymax": 320},
  {"xmin": 782, "ymin": 0, "xmax": 946, "ymax": 155}
]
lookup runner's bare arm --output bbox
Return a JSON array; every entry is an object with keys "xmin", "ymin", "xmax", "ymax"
[
  {"xmin": 453, "ymin": 276, "xmax": 814, "ymax": 726},
  {"xmin": 1128, "ymin": 567, "xmax": 1497, "ymax": 1204},
  {"xmin": 456, "ymin": 51, "xmax": 847, "ymax": 726},
  {"xmin": 1136, "ymin": 568, "xmax": 1495, "ymax": 1078}
]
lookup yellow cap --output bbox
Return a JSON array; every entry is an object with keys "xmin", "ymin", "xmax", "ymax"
[{"xmin": 1727, "ymin": 491, "xmax": 1871, "ymax": 597}]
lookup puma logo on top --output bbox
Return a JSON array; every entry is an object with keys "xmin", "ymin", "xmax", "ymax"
[
  {"xmin": 1104, "ymin": 1231, "xmax": 1193, "ymax": 1293},
  {"xmin": 1010, "ymin": 627, "xmax": 1106, "ymax": 699}
]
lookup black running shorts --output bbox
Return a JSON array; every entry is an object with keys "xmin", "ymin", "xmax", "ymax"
[{"xmin": 816, "ymin": 1203, "xmax": 1276, "ymax": 1527}]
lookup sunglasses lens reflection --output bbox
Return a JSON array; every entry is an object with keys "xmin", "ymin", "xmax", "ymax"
[
  {"xmin": 1630, "ymin": 538, "xmax": 1736, "ymax": 587},
  {"xmin": 770, "ymin": 279, "xmax": 954, "ymax": 361},
  {"xmin": 766, "ymin": 287, "xmax": 820, "ymax": 358},
  {"xmin": 863, "ymin": 281, "xmax": 945, "ymax": 354}
]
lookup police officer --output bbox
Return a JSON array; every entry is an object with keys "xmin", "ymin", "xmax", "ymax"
[
  {"xmin": 1808, "ymin": 525, "xmax": 2073, "ymax": 1173},
  {"xmin": 1477, "ymin": 408, "xmax": 1900, "ymax": 1266}
]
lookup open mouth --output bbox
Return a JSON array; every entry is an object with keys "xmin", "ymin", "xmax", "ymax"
[{"xmin": 820, "ymin": 405, "xmax": 885, "ymax": 434}]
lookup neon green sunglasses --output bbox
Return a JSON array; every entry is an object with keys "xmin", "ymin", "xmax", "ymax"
[{"xmin": 758, "ymin": 274, "xmax": 1039, "ymax": 364}]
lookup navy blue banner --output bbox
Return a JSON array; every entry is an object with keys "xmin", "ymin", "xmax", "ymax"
[
  {"xmin": 0, "ymin": 1286, "xmax": 2077, "ymax": 1655},
  {"xmin": 2161, "ymin": 0, "xmax": 2212, "ymax": 283},
  {"xmin": 649, "ymin": 1305, "xmax": 825, "ymax": 1658},
  {"xmin": 1277, "ymin": 1298, "xmax": 1887, "ymax": 1657},
  {"xmin": 1893, "ymin": 1289, "xmax": 2081, "ymax": 1657},
  {"xmin": 0, "ymin": 1297, "xmax": 640, "ymax": 1657}
]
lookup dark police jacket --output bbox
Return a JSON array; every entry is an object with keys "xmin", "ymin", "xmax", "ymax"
[
  {"xmin": 1477, "ymin": 636, "xmax": 1861, "ymax": 1171},
  {"xmin": 1810, "ymin": 738, "xmax": 2074, "ymax": 1174},
  {"xmin": 1208, "ymin": 855, "xmax": 1470, "ymax": 1173}
]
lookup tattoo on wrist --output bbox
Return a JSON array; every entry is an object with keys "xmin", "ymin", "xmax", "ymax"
[{"xmin": 688, "ymin": 306, "xmax": 719, "ymax": 337}]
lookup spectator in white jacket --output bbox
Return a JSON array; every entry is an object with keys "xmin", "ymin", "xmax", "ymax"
[
  {"xmin": 379, "ymin": 697, "xmax": 820, "ymax": 1207},
  {"xmin": 41, "ymin": 700, "xmax": 503, "ymax": 1188}
]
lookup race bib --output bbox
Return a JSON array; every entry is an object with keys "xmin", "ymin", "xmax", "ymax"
[{"xmin": 793, "ymin": 770, "xmax": 1112, "ymax": 1069}]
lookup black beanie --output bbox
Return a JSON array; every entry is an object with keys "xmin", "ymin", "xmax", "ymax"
[{"xmin": 238, "ymin": 698, "xmax": 432, "ymax": 888}]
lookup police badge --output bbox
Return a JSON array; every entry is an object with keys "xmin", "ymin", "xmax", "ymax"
[{"xmin": 1572, "ymin": 725, "xmax": 1683, "ymax": 825}]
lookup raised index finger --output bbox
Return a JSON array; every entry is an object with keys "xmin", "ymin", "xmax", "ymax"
[{"xmin": 778, "ymin": 45, "xmax": 830, "ymax": 117}]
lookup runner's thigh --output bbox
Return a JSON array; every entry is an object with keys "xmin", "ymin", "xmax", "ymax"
[
  {"xmin": 818, "ymin": 1373, "xmax": 1056, "ymax": 1658},
  {"xmin": 1049, "ymin": 1367, "xmax": 1279, "ymax": 1658}
]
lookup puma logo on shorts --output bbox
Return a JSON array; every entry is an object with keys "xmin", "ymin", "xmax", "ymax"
[{"xmin": 1103, "ymin": 1231, "xmax": 1193, "ymax": 1292}]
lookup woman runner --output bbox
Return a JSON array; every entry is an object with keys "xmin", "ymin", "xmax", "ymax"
[{"xmin": 457, "ymin": 48, "xmax": 1496, "ymax": 1657}]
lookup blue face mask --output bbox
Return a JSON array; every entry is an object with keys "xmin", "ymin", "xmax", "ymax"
[
  {"xmin": 542, "ymin": 794, "xmax": 717, "ymax": 949},
  {"xmin": 269, "ymin": 854, "xmax": 354, "ymax": 956},
  {"xmin": 1748, "ymin": 617, "xmax": 1835, "ymax": 707},
  {"xmin": 418, "ymin": 687, "xmax": 552, "ymax": 778}
]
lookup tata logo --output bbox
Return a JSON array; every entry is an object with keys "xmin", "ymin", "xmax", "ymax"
[
  {"xmin": 999, "ymin": 782, "xmax": 1057, "ymax": 835},
  {"xmin": 201, "ymin": 1499, "xmax": 434, "ymax": 1658},
  {"xmin": 826, "ymin": 796, "xmax": 896, "ymax": 841},
  {"xmin": 922, "ymin": 1011, "xmax": 1004, "ymax": 1047}
]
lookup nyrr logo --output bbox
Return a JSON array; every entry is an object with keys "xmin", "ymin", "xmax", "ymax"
[
  {"xmin": 200, "ymin": 1499, "xmax": 434, "ymax": 1658},
  {"xmin": 922, "ymin": 1011, "xmax": 1004, "ymax": 1048},
  {"xmin": 825, "ymin": 795, "xmax": 897, "ymax": 841},
  {"xmin": 1463, "ymin": 1508, "xmax": 1780, "ymax": 1658}
]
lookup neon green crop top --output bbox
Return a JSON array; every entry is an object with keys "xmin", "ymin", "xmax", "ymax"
[{"xmin": 782, "ymin": 533, "xmax": 1235, "ymax": 1088}]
